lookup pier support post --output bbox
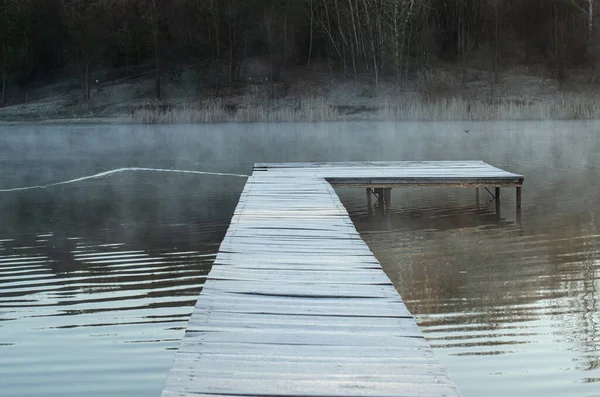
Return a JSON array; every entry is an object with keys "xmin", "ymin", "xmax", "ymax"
[
  {"xmin": 366, "ymin": 188, "xmax": 372, "ymax": 208},
  {"xmin": 384, "ymin": 188, "xmax": 392, "ymax": 209},
  {"xmin": 374, "ymin": 188, "xmax": 384, "ymax": 208},
  {"xmin": 476, "ymin": 187, "xmax": 480, "ymax": 206},
  {"xmin": 495, "ymin": 197, "xmax": 501, "ymax": 220},
  {"xmin": 495, "ymin": 187, "xmax": 501, "ymax": 219},
  {"xmin": 516, "ymin": 186, "xmax": 522, "ymax": 224}
]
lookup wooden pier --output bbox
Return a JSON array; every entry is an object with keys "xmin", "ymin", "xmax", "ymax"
[{"xmin": 161, "ymin": 161, "xmax": 523, "ymax": 397}]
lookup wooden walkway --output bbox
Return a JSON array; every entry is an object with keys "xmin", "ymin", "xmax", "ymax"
[{"xmin": 162, "ymin": 161, "xmax": 523, "ymax": 397}]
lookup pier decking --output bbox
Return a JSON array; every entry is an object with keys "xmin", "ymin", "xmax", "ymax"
[{"xmin": 162, "ymin": 161, "xmax": 523, "ymax": 397}]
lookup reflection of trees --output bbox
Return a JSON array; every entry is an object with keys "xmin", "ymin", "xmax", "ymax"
[
  {"xmin": 0, "ymin": 237, "xmax": 212, "ymax": 320},
  {"xmin": 351, "ymin": 180, "xmax": 600, "ymax": 358},
  {"xmin": 3, "ymin": 121, "xmax": 600, "ymax": 369},
  {"xmin": 555, "ymin": 198, "xmax": 600, "ymax": 373},
  {"xmin": 0, "ymin": 174, "xmax": 237, "ymax": 312},
  {"xmin": 45, "ymin": 233, "xmax": 78, "ymax": 274},
  {"xmin": 0, "ymin": 174, "xmax": 242, "ymax": 254}
]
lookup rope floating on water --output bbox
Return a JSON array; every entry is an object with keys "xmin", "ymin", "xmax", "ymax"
[{"xmin": 0, "ymin": 167, "xmax": 250, "ymax": 192}]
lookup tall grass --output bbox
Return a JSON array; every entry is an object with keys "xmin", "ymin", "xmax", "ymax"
[
  {"xmin": 234, "ymin": 97, "xmax": 339, "ymax": 122},
  {"xmin": 122, "ymin": 92, "xmax": 600, "ymax": 124},
  {"xmin": 122, "ymin": 100, "xmax": 228, "ymax": 123},
  {"xmin": 380, "ymin": 95, "xmax": 600, "ymax": 121},
  {"xmin": 123, "ymin": 97, "xmax": 339, "ymax": 124}
]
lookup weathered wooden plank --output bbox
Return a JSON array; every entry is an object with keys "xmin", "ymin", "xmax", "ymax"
[
  {"xmin": 174, "ymin": 351, "xmax": 441, "ymax": 365},
  {"xmin": 255, "ymin": 160, "xmax": 501, "ymax": 168},
  {"xmin": 163, "ymin": 376, "xmax": 462, "ymax": 397},
  {"xmin": 184, "ymin": 323, "xmax": 423, "ymax": 339},
  {"xmin": 213, "ymin": 252, "xmax": 381, "ymax": 265},
  {"xmin": 174, "ymin": 341, "xmax": 439, "ymax": 359},
  {"xmin": 165, "ymin": 362, "xmax": 452, "ymax": 380},
  {"xmin": 181, "ymin": 329, "xmax": 427, "ymax": 347},
  {"xmin": 185, "ymin": 324, "xmax": 422, "ymax": 338},
  {"xmin": 186, "ymin": 312, "xmax": 419, "ymax": 328},
  {"xmin": 193, "ymin": 290, "xmax": 408, "ymax": 305},
  {"xmin": 326, "ymin": 178, "xmax": 523, "ymax": 187},
  {"xmin": 207, "ymin": 267, "xmax": 393, "ymax": 284},
  {"xmin": 159, "ymin": 161, "xmax": 527, "ymax": 397},
  {"xmin": 193, "ymin": 302, "xmax": 411, "ymax": 317}
]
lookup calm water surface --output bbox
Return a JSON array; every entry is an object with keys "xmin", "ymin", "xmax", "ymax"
[{"xmin": 1, "ymin": 122, "xmax": 599, "ymax": 397}]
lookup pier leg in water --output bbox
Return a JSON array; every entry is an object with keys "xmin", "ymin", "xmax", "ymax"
[
  {"xmin": 495, "ymin": 189, "xmax": 501, "ymax": 220},
  {"xmin": 374, "ymin": 188, "xmax": 384, "ymax": 208},
  {"xmin": 384, "ymin": 188, "xmax": 392, "ymax": 209},
  {"xmin": 366, "ymin": 188, "xmax": 375, "ymax": 216},
  {"xmin": 495, "ymin": 187, "xmax": 501, "ymax": 220},
  {"xmin": 476, "ymin": 187, "xmax": 480, "ymax": 207},
  {"xmin": 516, "ymin": 186, "xmax": 522, "ymax": 224}
]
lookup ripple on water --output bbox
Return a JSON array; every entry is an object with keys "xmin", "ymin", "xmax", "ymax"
[
  {"xmin": 337, "ymin": 181, "xmax": 600, "ymax": 397},
  {"xmin": 3, "ymin": 122, "xmax": 600, "ymax": 397},
  {"xmin": 0, "ymin": 169, "xmax": 242, "ymax": 397}
]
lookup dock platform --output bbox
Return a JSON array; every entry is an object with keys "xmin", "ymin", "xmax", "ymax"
[{"xmin": 161, "ymin": 161, "xmax": 523, "ymax": 397}]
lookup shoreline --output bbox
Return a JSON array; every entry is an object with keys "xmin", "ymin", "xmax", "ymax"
[
  {"xmin": 4, "ymin": 98, "xmax": 600, "ymax": 125},
  {"xmin": 0, "ymin": 117, "xmax": 125, "ymax": 125},
  {"xmin": 3, "ymin": 69, "xmax": 600, "ymax": 124}
]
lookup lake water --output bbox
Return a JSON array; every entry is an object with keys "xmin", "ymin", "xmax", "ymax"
[{"xmin": 1, "ymin": 122, "xmax": 599, "ymax": 397}]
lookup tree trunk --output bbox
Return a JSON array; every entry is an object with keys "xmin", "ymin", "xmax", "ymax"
[
  {"xmin": 240, "ymin": 25, "xmax": 248, "ymax": 81},
  {"xmin": 150, "ymin": 0, "xmax": 161, "ymax": 100},
  {"xmin": 589, "ymin": 0, "xmax": 594, "ymax": 39},
  {"xmin": 494, "ymin": 0, "xmax": 499, "ymax": 84},
  {"xmin": 490, "ymin": 0, "xmax": 499, "ymax": 101},
  {"xmin": 348, "ymin": 0, "xmax": 359, "ymax": 80},
  {"xmin": 155, "ymin": 37, "xmax": 161, "ymax": 99},
  {"xmin": 1, "ymin": 41, "xmax": 6, "ymax": 106},
  {"xmin": 76, "ymin": 51, "xmax": 85, "ymax": 101},
  {"xmin": 588, "ymin": 0, "xmax": 595, "ymax": 62},
  {"xmin": 1, "ymin": 71, "xmax": 6, "ymax": 107},
  {"xmin": 392, "ymin": 0, "xmax": 400, "ymax": 79},
  {"xmin": 215, "ymin": 7, "xmax": 220, "ymax": 59},
  {"xmin": 283, "ymin": 0, "xmax": 290, "ymax": 68},
  {"xmin": 307, "ymin": 0, "xmax": 314, "ymax": 66},
  {"xmin": 229, "ymin": 21, "xmax": 234, "ymax": 89},
  {"xmin": 361, "ymin": 0, "xmax": 378, "ymax": 87},
  {"xmin": 404, "ymin": 0, "xmax": 416, "ymax": 73},
  {"xmin": 553, "ymin": 1, "xmax": 566, "ymax": 81},
  {"xmin": 81, "ymin": 74, "xmax": 85, "ymax": 101},
  {"xmin": 85, "ymin": 62, "xmax": 90, "ymax": 101}
]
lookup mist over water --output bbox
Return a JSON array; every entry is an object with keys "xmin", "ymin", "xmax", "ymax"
[{"xmin": 1, "ymin": 122, "xmax": 599, "ymax": 397}]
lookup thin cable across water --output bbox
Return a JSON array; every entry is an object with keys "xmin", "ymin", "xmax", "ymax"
[{"xmin": 0, "ymin": 167, "xmax": 249, "ymax": 192}]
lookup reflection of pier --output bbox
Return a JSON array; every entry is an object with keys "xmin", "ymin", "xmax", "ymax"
[{"xmin": 161, "ymin": 161, "xmax": 523, "ymax": 397}]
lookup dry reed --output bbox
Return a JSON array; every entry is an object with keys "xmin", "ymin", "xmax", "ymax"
[
  {"xmin": 122, "ymin": 93, "xmax": 600, "ymax": 124},
  {"xmin": 380, "ymin": 95, "xmax": 600, "ymax": 121},
  {"xmin": 123, "ymin": 97, "xmax": 339, "ymax": 123}
]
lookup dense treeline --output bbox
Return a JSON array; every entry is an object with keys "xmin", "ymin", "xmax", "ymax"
[{"xmin": 0, "ymin": 0, "xmax": 598, "ymax": 104}]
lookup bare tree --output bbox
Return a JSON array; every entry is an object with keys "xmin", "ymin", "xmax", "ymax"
[
  {"xmin": 61, "ymin": 0, "xmax": 107, "ymax": 101},
  {"xmin": 142, "ymin": 0, "xmax": 163, "ymax": 99}
]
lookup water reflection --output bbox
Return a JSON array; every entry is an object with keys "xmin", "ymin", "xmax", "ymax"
[
  {"xmin": 0, "ymin": 167, "xmax": 240, "ymax": 397},
  {"xmin": 338, "ymin": 163, "xmax": 600, "ymax": 396},
  {"xmin": 1, "ymin": 121, "xmax": 600, "ymax": 397}
]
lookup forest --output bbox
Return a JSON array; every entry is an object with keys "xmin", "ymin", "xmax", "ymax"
[{"xmin": 0, "ymin": 0, "xmax": 598, "ymax": 105}]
